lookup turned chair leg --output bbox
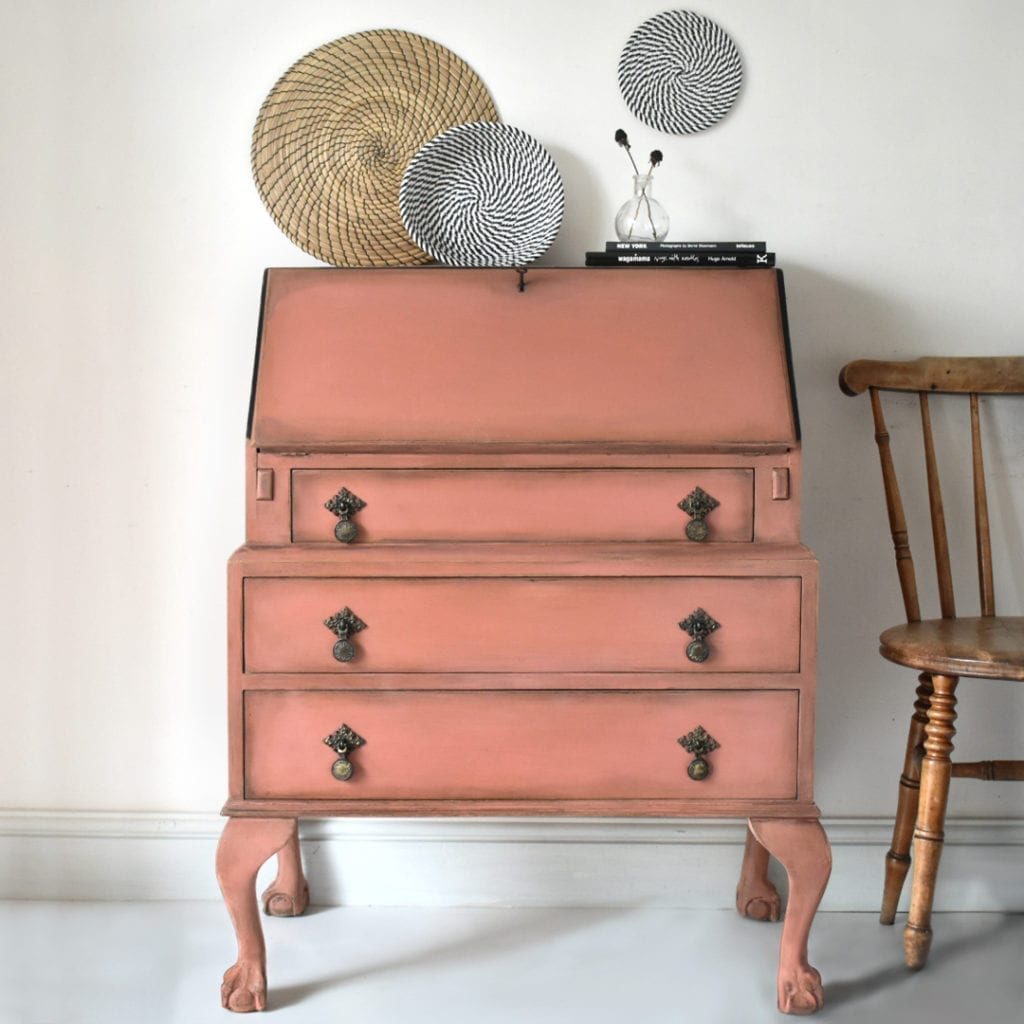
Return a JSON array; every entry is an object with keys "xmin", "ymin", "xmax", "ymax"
[
  {"xmin": 904, "ymin": 673, "xmax": 958, "ymax": 970},
  {"xmin": 750, "ymin": 818, "xmax": 832, "ymax": 1016},
  {"xmin": 881, "ymin": 674, "xmax": 933, "ymax": 924},
  {"xmin": 736, "ymin": 822, "xmax": 781, "ymax": 921},
  {"xmin": 216, "ymin": 817, "xmax": 297, "ymax": 1013},
  {"xmin": 261, "ymin": 819, "xmax": 310, "ymax": 917}
]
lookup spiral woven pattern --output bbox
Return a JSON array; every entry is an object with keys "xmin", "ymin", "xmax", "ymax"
[
  {"xmin": 252, "ymin": 30, "xmax": 498, "ymax": 266},
  {"xmin": 618, "ymin": 10, "xmax": 743, "ymax": 135},
  {"xmin": 399, "ymin": 122, "xmax": 564, "ymax": 267}
]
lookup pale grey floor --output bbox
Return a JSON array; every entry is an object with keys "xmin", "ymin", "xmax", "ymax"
[{"xmin": 1, "ymin": 902, "xmax": 1022, "ymax": 1023}]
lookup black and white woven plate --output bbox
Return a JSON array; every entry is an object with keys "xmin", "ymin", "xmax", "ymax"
[
  {"xmin": 618, "ymin": 10, "xmax": 743, "ymax": 134},
  {"xmin": 400, "ymin": 122, "xmax": 564, "ymax": 266}
]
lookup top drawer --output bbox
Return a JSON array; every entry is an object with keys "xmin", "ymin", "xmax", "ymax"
[{"xmin": 290, "ymin": 469, "xmax": 753, "ymax": 545}]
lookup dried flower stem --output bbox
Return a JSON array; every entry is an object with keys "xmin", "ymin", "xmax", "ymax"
[{"xmin": 615, "ymin": 129, "xmax": 660, "ymax": 239}]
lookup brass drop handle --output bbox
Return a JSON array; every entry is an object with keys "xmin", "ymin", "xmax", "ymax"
[
  {"xmin": 678, "ymin": 487, "xmax": 719, "ymax": 542},
  {"xmin": 678, "ymin": 725, "xmax": 720, "ymax": 781},
  {"xmin": 325, "ymin": 487, "xmax": 367, "ymax": 543},
  {"xmin": 679, "ymin": 608, "xmax": 720, "ymax": 663},
  {"xmin": 324, "ymin": 607, "xmax": 367, "ymax": 662},
  {"xmin": 324, "ymin": 723, "xmax": 365, "ymax": 781}
]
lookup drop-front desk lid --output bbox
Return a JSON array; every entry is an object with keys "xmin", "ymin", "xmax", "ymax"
[{"xmin": 248, "ymin": 267, "xmax": 798, "ymax": 451}]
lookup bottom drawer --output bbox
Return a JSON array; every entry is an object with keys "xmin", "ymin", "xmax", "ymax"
[{"xmin": 244, "ymin": 689, "xmax": 798, "ymax": 801}]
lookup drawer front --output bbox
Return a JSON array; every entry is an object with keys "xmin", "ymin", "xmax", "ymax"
[
  {"xmin": 244, "ymin": 689, "xmax": 798, "ymax": 801},
  {"xmin": 292, "ymin": 469, "xmax": 753, "ymax": 544},
  {"xmin": 243, "ymin": 576, "xmax": 801, "ymax": 674}
]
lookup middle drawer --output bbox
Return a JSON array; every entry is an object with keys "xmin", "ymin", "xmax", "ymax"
[{"xmin": 243, "ymin": 576, "xmax": 801, "ymax": 674}]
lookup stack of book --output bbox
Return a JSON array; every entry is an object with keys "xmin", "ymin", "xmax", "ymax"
[{"xmin": 585, "ymin": 241, "xmax": 775, "ymax": 268}]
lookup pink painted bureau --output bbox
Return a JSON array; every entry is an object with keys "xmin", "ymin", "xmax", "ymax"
[{"xmin": 218, "ymin": 268, "xmax": 831, "ymax": 1014}]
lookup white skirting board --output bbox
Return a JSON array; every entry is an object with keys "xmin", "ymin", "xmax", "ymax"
[{"xmin": 1, "ymin": 812, "xmax": 1022, "ymax": 910}]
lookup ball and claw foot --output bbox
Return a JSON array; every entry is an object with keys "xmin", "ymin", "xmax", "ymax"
[
  {"xmin": 736, "ymin": 879, "xmax": 781, "ymax": 922},
  {"xmin": 221, "ymin": 959, "xmax": 267, "ymax": 1013},
  {"xmin": 778, "ymin": 964, "xmax": 824, "ymax": 1016},
  {"xmin": 261, "ymin": 880, "xmax": 309, "ymax": 917}
]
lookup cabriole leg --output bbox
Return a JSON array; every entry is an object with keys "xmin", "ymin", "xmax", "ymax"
[
  {"xmin": 904, "ymin": 673, "xmax": 958, "ymax": 970},
  {"xmin": 736, "ymin": 822, "xmax": 781, "ymax": 921},
  {"xmin": 260, "ymin": 819, "xmax": 309, "ymax": 917},
  {"xmin": 749, "ymin": 818, "xmax": 832, "ymax": 1016},
  {"xmin": 216, "ymin": 816, "xmax": 296, "ymax": 1012},
  {"xmin": 881, "ymin": 673, "xmax": 933, "ymax": 924}
]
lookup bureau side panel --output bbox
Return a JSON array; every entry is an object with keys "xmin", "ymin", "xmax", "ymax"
[
  {"xmin": 227, "ymin": 557, "xmax": 245, "ymax": 799},
  {"xmin": 796, "ymin": 559, "xmax": 819, "ymax": 803}
]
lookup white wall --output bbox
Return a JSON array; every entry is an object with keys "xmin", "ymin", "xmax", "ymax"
[{"xmin": 2, "ymin": 0, "xmax": 1023, "ymax": 891}]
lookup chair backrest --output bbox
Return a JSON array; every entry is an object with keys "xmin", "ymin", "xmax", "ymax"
[{"xmin": 839, "ymin": 357, "xmax": 1024, "ymax": 623}]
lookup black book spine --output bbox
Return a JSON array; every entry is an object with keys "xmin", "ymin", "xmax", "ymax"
[
  {"xmin": 586, "ymin": 251, "xmax": 776, "ymax": 268},
  {"xmin": 605, "ymin": 240, "xmax": 767, "ymax": 253}
]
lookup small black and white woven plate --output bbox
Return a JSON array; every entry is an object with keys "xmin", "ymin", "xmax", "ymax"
[
  {"xmin": 400, "ymin": 122, "xmax": 564, "ymax": 266},
  {"xmin": 618, "ymin": 10, "xmax": 743, "ymax": 134}
]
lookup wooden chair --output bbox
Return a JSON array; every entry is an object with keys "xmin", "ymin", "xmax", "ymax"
[{"xmin": 839, "ymin": 357, "xmax": 1024, "ymax": 970}]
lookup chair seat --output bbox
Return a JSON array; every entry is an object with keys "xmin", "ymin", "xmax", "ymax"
[{"xmin": 879, "ymin": 616, "xmax": 1024, "ymax": 681}]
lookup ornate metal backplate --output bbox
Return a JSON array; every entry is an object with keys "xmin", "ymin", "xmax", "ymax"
[
  {"xmin": 678, "ymin": 725, "xmax": 720, "ymax": 781},
  {"xmin": 324, "ymin": 487, "xmax": 367, "ymax": 543},
  {"xmin": 323, "ymin": 723, "xmax": 366, "ymax": 782},
  {"xmin": 678, "ymin": 607, "xmax": 720, "ymax": 662},
  {"xmin": 678, "ymin": 486, "xmax": 719, "ymax": 542},
  {"xmin": 324, "ymin": 607, "xmax": 367, "ymax": 662},
  {"xmin": 678, "ymin": 725, "xmax": 720, "ymax": 757}
]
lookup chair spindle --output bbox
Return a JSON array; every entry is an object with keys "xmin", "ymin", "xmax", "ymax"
[
  {"xmin": 870, "ymin": 387, "xmax": 922, "ymax": 622},
  {"xmin": 919, "ymin": 393, "xmax": 956, "ymax": 619},
  {"xmin": 970, "ymin": 393, "xmax": 996, "ymax": 616}
]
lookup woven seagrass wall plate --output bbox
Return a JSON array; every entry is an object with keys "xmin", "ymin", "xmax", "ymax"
[
  {"xmin": 400, "ymin": 122, "xmax": 564, "ymax": 267},
  {"xmin": 619, "ymin": 10, "xmax": 743, "ymax": 134},
  {"xmin": 252, "ymin": 30, "xmax": 498, "ymax": 266}
]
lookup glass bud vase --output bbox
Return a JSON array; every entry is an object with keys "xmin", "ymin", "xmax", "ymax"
[{"xmin": 615, "ymin": 174, "xmax": 670, "ymax": 242}]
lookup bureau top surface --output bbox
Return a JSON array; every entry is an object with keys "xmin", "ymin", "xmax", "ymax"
[{"xmin": 249, "ymin": 268, "xmax": 799, "ymax": 450}]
